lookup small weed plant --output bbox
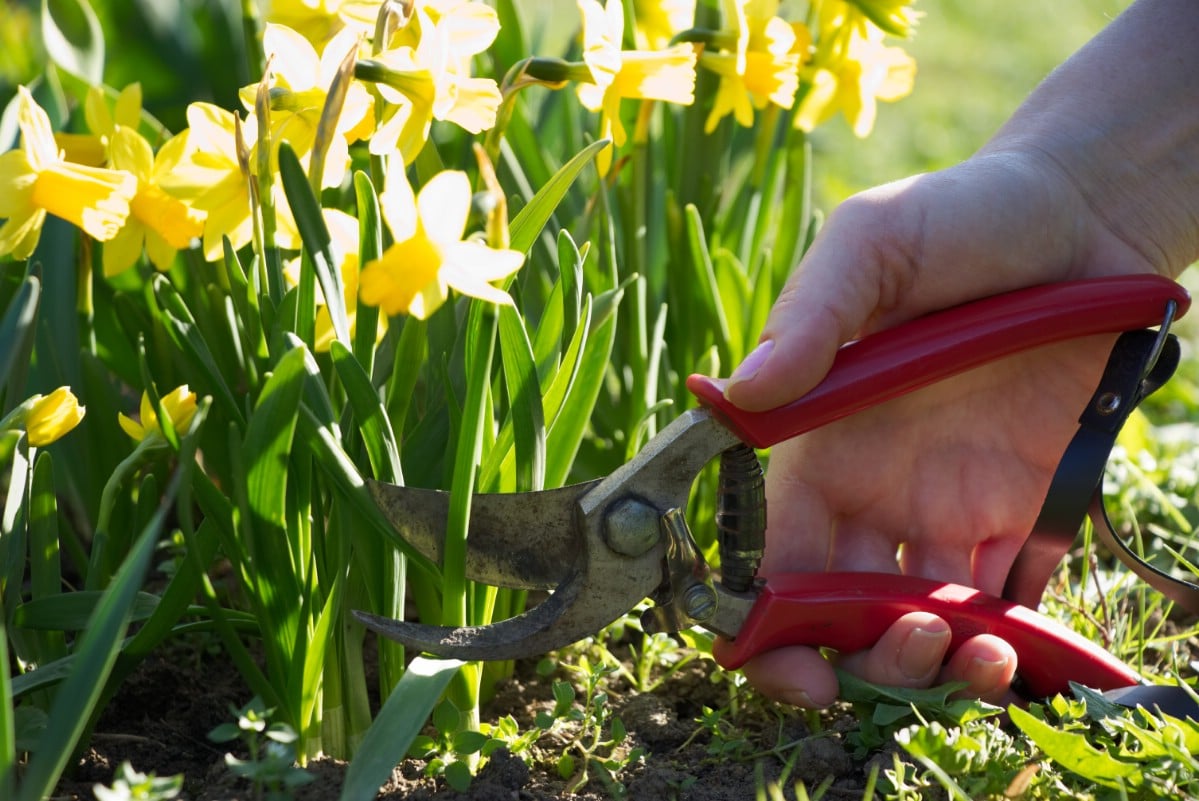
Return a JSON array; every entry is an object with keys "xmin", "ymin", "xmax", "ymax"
[{"xmin": 208, "ymin": 698, "xmax": 315, "ymax": 801}]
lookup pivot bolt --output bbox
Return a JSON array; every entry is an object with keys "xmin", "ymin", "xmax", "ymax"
[
  {"xmin": 683, "ymin": 583, "xmax": 717, "ymax": 622},
  {"xmin": 604, "ymin": 498, "xmax": 660, "ymax": 557}
]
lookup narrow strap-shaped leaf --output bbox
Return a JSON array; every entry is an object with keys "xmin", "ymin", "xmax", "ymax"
[
  {"xmin": 330, "ymin": 341, "xmax": 402, "ymax": 483},
  {"xmin": 497, "ymin": 305, "xmax": 545, "ymax": 492},
  {"xmin": 151, "ymin": 275, "xmax": 245, "ymax": 427},
  {"xmin": 296, "ymin": 405, "xmax": 434, "ymax": 578},
  {"xmin": 27, "ymin": 451, "xmax": 66, "ymax": 662},
  {"xmin": 480, "ymin": 296, "xmax": 589, "ymax": 491},
  {"xmin": 713, "ymin": 248, "xmax": 750, "ymax": 364},
  {"xmin": 337, "ymin": 657, "xmax": 462, "ymax": 801},
  {"xmin": 0, "ymin": 602, "xmax": 12, "ymax": 799},
  {"xmin": 384, "ymin": 317, "xmax": 427, "ymax": 438},
  {"xmin": 353, "ymin": 170, "xmax": 383, "ymax": 370},
  {"xmin": 15, "ymin": 461, "xmax": 186, "ymax": 801},
  {"xmin": 556, "ymin": 231, "xmax": 585, "ymax": 358},
  {"xmin": 684, "ymin": 204, "xmax": 733, "ymax": 369},
  {"xmin": 509, "ymin": 138, "xmax": 608, "ymax": 255},
  {"xmin": 298, "ymin": 565, "xmax": 344, "ymax": 744},
  {"xmin": 241, "ymin": 345, "xmax": 309, "ymax": 654},
  {"xmin": 546, "ymin": 291, "xmax": 622, "ymax": 488},
  {"xmin": 1, "ymin": 432, "xmax": 30, "ymax": 617},
  {"xmin": 0, "ymin": 275, "xmax": 40, "ymax": 412},
  {"xmin": 13, "ymin": 592, "xmax": 162, "ymax": 629},
  {"xmin": 442, "ymin": 304, "xmax": 498, "ymax": 627},
  {"xmin": 278, "ymin": 143, "xmax": 351, "ymax": 349},
  {"xmin": 530, "ymin": 278, "xmax": 565, "ymax": 383}
]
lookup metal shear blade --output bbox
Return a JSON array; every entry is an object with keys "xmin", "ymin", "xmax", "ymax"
[
  {"xmin": 367, "ymin": 479, "xmax": 601, "ymax": 591},
  {"xmin": 356, "ymin": 409, "xmax": 742, "ymax": 660}
]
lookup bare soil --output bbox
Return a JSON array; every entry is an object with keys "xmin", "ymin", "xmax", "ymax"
[{"xmin": 51, "ymin": 635, "xmax": 879, "ymax": 801}]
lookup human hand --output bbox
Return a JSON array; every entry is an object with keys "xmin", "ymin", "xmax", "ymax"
[{"xmin": 723, "ymin": 151, "xmax": 1168, "ymax": 708}]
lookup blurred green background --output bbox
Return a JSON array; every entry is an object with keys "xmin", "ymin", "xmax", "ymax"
[{"xmin": 810, "ymin": 0, "xmax": 1133, "ymax": 206}]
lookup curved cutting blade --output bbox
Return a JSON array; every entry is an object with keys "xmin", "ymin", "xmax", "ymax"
[
  {"xmin": 354, "ymin": 522, "xmax": 666, "ymax": 660},
  {"xmin": 367, "ymin": 478, "xmax": 601, "ymax": 591}
]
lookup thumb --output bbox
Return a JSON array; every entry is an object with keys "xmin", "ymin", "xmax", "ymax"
[
  {"xmin": 722, "ymin": 156, "xmax": 1096, "ymax": 412},
  {"xmin": 723, "ymin": 188, "xmax": 918, "ymax": 412}
]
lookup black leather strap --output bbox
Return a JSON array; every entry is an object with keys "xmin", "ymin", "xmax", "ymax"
[{"xmin": 1003, "ymin": 327, "xmax": 1184, "ymax": 608}]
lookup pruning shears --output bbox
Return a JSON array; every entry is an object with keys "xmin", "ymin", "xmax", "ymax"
[{"xmin": 357, "ymin": 275, "xmax": 1199, "ymax": 707}]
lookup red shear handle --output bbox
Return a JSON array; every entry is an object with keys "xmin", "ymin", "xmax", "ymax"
[
  {"xmin": 688, "ymin": 275, "xmax": 1189, "ymax": 449},
  {"xmin": 711, "ymin": 573, "xmax": 1142, "ymax": 697}
]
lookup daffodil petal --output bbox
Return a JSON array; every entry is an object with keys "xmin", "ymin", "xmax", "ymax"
[
  {"xmin": 102, "ymin": 219, "xmax": 144, "ymax": 276},
  {"xmin": 109, "ymin": 126, "xmax": 155, "ymax": 180},
  {"xmin": 416, "ymin": 171, "xmax": 471, "ymax": 246},
  {"xmin": 0, "ymin": 208, "xmax": 46, "ymax": 260}
]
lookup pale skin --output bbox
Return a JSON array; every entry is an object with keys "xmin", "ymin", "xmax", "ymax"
[{"xmin": 723, "ymin": 0, "xmax": 1199, "ymax": 708}]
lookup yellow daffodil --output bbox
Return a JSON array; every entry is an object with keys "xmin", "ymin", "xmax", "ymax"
[
  {"xmin": 358, "ymin": 170, "xmax": 523, "ymax": 319},
  {"xmin": 632, "ymin": 0, "xmax": 696, "ymax": 50},
  {"xmin": 284, "ymin": 208, "xmax": 385, "ymax": 350},
  {"xmin": 702, "ymin": 0, "xmax": 803, "ymax": 132},
  {"xmin": 794, "ymin": 3, "xmax": 914, "ymax": 137},
  {"xmin": 265, "ymin": 0, "xmax": 348, "ymax": 49},
  {"xmin": 6, "ymin": 387, "xmax": 87, "ymax": 447},
  {"xmin": 576, "ymin": 0, "xmax": 698, "ymax": 175},
  {"xmin": 159, "ymin": 102, "xmax": 298, "ymax": 261},
  {"xmin": 118, "ymin": 385, "xmax": 199, "ymax": 443},
  {"xmin": 103, "ymin": 128, "xmax": 206, "ymax": 276},
  {"xmin": 239, "ymin": 24, "xmax": 375, "ymax": 188},
  {"xmin": 367, "ymin": 3, "xmax": 502, "ymax": 163},
  {"xmin": 0, "ymin": 87, "xmax": 137, "ymax": 260},
  {"xmin": 54, "ymin": 83, "xmax": 144, "ymax": 167}
]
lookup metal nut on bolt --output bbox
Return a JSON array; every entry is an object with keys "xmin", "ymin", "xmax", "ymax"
[{"xmin": 603, "ymin": 498, "xmax": 661, "ymax": 557}]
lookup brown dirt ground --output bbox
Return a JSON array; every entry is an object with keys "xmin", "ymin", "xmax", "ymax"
[{"xmin": 49, "ymin": 634, "xmax": 880, "ymax": 801}]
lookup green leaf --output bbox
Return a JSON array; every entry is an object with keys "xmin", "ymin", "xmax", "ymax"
[
  {"xmin": 546, "ymin": 290, "xmax": 621, "ymax": 488},
  {"xmin": 444, "ymin": 760, "xmax": 473, "ymax": 793},
  {"xmin": 352, "ymin": 170, "xmax": 383, "ymax": 369},
  {"xmin": 16, "ymin": 461, "xmax": 185, "ymax": 801},
  {"xmin": 295, "ymin": 405, "xmax": 431, "ymax": 574},
  {"xmin": 684, "ymin": 205, "xmax": 732, "ymax": 369},
  {"xmin": 1008, "ymin": 703, "xmax": 1142, "ymax": 789},
  {"xmin": 278, "ymin": 143, "xmax": 351, "ymax": 349},
  {"xmin": 330, "ymin": 341, "xmax": 402, "ymax": 483},
  {"xmin": 452, "ymin": 729, "xmax": 489, "ymax": 755},
  {"xmin": 441, "ymin": 304, "xmax": 498, "ymax": 627},
  {"xmin": 497, "ymin": 305, "xmax": 545, "ymax": 492},
  {"xmin": 338, "ymin": 658, "xmax": 462, "ymax": 801},
  {"xmin": 0, "ymin": 274, "xmax": 40, "ymax": 411},
  {"xmin": 13, "ymin": 592, "xmax": 162, "ymax": 630},
  {"xmin": 151, "ymin": 275, "xmax": 245, "ymax": 427},
  {"xmin": 41, "ymin": 0, "xmax": 104, "ymax": 83},
  {"xmin": 509, "ymin": 139, "xmax": 608, "ymax": 255},
  {"xmin": 556, "ymin": 231, "xmax": 585, "ymax": 354},
  {"xmin": 241, "ymin": 345, "xmax": 309, "ymax": 661}
]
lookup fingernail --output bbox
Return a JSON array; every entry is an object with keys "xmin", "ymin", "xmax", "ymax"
[
  {"xmin": 727, "ymin": 340, "xmax": 774, "ymax": 390},
  {"xmin": 899, "ymin": 626, "xmax": 951, "ymax": 680},
  {"xmin": 966, "ymin": 656, "xmax": 1011, "ymax": 689}
]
